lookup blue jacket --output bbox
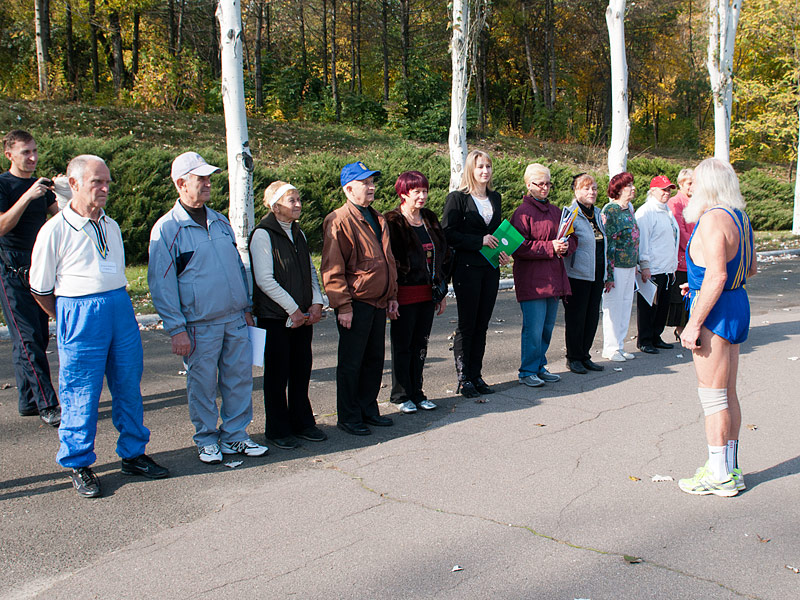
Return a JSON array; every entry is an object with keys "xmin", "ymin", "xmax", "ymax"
[{"xmin": 148, "ymin": 200, "xmax": 251, "ymax": 336}]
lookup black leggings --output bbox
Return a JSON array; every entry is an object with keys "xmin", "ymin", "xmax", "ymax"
[{"xmin": 451, "ymin": 262, "xmax": 500, "ymax": 382}]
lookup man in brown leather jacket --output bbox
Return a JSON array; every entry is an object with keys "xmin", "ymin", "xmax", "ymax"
[{"xmin": 321, "ymin": 161, "xmax": 399, "ymax": 436}]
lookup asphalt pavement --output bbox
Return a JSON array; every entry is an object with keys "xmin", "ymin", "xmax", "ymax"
[{"xmin": 1, "ymin": 254, "xmax": 799, "ymax": 599}]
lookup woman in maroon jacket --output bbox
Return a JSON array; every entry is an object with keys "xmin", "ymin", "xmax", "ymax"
[{"xmin": 511, "ymin": 163, "xmax": 577, "ymax": 388}]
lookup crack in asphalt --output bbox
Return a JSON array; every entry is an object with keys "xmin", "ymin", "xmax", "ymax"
[{"xmin": 330, "ymin": 464, "xmax": 764, "ymax": 600}]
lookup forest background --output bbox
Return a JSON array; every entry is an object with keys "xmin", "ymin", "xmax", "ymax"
[{"xmin": 1, "ymin": 0, "xmax": 798, "ymax": 264}]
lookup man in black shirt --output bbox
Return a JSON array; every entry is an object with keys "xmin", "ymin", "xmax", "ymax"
[{"xmin": 0, "ymin": 130, "xmax": 60, "ymax": 425}]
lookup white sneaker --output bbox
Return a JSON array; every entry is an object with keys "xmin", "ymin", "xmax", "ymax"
[
  {"xmin": 519, "ymin": 374, "xmax": 545, "ymax": 387},
  {"xmin": 220, "ymin": 438, "xmax": 269, "ymax": 457},
  {"xmin": 621, "ymin": 351, "xmax": 635, "ymax": 360},
  {"xmin": 399, "ymin": 400, "xmax": 418, "ymax": 414},
  {"xmin": 418, "ymin": 399, "xmax": 437, "ymax": 410},
  {"xmin": 198, "ymin": 443, "xmax": 222, "ymax": 464},
  {"xmin": 602, "ymin": 351, "xmax": 626, "ymax": 362}
]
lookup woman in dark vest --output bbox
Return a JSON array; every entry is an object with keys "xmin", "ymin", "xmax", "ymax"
[
  {"xmin": 385, "ymin": 171, "xmax": 451, "ymax": 414},
  {"xmin": 249, "ymin": 181, "xmax": 327, "ymax": 449}
]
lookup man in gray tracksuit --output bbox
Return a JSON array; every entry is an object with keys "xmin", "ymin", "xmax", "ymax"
[{"xmin": 148, "ymin": 151, "xmax": 268, "ymax": 464}]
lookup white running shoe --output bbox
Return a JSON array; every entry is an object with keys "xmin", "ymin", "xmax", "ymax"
[
  {"xmin": 198, "ymin": 443, "xmax": 222, "ymax": 464},
  {"xmin": 621, "ymin": 351, "xmax": 635, "ymax": 360},
  {"xmin": 602, "ymin": 351, "xmax": 626, "ymax": 362},
  {"xmin": 418, "ymin": 399, "xmax": 437, "ymax": 410},
  {"xmin": 399, "ymin": 400, "xmax": 418, "ymax": 414},
  {"xmin": 220, "ymin": 438, "xmax": 269, "ymax": 457}
]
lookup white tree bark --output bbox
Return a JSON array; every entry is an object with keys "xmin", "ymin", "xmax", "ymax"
[
  {"xmin": 794, "ymin": 106, "xmax": 800, "ymax": 235},
  {"xmin": 606, "ymin": 0, "xmax": 630, "ymax": 177},
  {"xmin": 707, "ymin": 0, "xmax": 742, "ymax": 162},
  {"xmin": 216, "ymin": 0, "xmax": 255, "ymax": 273},
  {"xmin": 34, "ymin": 0, "xmax": 49, "ymax": 95},
  {"xmin": 449, "ymin": 0, "xmax": 470, "ymax": 191}
]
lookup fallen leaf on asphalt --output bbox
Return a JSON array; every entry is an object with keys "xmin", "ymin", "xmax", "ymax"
[
  {"xmin": 495, "ymin": 318, "xmax": 505, "ymax": 323},
  {"xmin": 629, "ymin": 476, "xmax": 641, "ymax": 482},
  {"xmin": 613, "ymin": 367, "xmax": 623, "ymax": 372},
  {"xmin": 623, "ymin": 555, "xmax": 642, "ymax": 564},
  {"xmin": 224, "ymin": 461, "xmax": 243, "ymax": 469},
  {"xmin": 651, "ymin": 475, "xmax": 674, "ymax": 482},
  {"xmin": 451, "ymin": 565, "xmax": 463, "ymax": 572},
  {"xmin": 178, "ymin": 370, "xmax": 187, "ymax": 375},
  {"xmin": 533, "ymin": 423, "xmax": 546, "ymax": 427},
  {"xmin": 785, "ymin": 565, "xmax": 799, "ymax": 574},
  {"xmin": 1, "ymin": 383, "xmax": 10, "ymax": 390},
  {"xmin": 788, "ymin": 357, "xmax": 799, "ymax": 361},
  {"xmin": 494, "ymin": 330, "xmax": 504, "ymax": 334},
  {"xmin": 756, "ymin": 535, "xmax": 770, "ymax": 543},
  {"xmin": 746, "ymin": 424, "xmax": 758, "ymax": 431},
  {"xmin": 676, "ymin": 354, "xmax": 684, "ymax": 358}
]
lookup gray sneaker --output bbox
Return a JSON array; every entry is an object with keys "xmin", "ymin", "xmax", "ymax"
[
  {"xmin": 399, "ymin": 400, "xmax": 418, "ymax": 414},
  {"xmin": 220, "ymin": 438, "xmax": 269, "ymax": 457},
  {"xmin": 519, "ymin": 374, "xmax": 545, "ymax": 387},
  {"xmin": 418, "ymin": 399, "xmax": 437, "ymax": 410},
  {"xmin": 537, "ymin": 368, "xmax": 561, "ymax": 383},
  {"xmin": 198, "ymin": 443, "xmax": 222, "ymax": 464}
]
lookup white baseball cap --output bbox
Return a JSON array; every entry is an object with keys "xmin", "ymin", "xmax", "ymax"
[{"xmin": 171, "ymin": 152, "xmax": 221, "ymax": 184}]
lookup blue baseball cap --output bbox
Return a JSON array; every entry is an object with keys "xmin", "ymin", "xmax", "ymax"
[{"xmin": 340, "ymin": 161, "xmax": 380, "ymax": 187}]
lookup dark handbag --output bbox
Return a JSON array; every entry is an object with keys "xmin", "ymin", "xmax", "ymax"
[{"xmin": 431, "ymin": 278, "xmax": 448, "ymax": 303}]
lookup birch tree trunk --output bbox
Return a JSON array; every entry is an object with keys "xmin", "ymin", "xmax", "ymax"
[
  {"xmin": 606, "ymin": 0, "xmax": 630, "ymax": 176},
  {"xmin": 707, "ymin": 0, "xmax": 742, "ymax": 162},
  {"xmin": 381, "ymin": 0, "xmax": 389, "ymax": 101},
  {"xmin": 794, "ymin": 106, "xmax": 800, "ymax": 234},
  {"xmin": 449, "ymin": 0, "xmax": 471, "ymax": 191},
  {"xmin": 34, "ymin": 0, "xmax": 49, "ymax": 95},
  {"xmin": 216, "ymin": 0, "xmax": 255, "ymax": 272}
]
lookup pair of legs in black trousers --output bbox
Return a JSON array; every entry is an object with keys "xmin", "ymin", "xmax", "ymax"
[
  {"xmin": 452, "ymin": 262, "xmax": 500, "ymax": 383},
  {"xmin": 390, "ymin": 300, "xmax": 435, "ymax": 404},
  {"xmin": 258, "ymin": 317, "xmax": 316, "ymax": 439},
  {"xmin": 0, "ymin": 254, "xmax": 59, "ymax": 415},
  {"xmin": 336, "ymin": 300, "xmax": 386, "ymax": 425},
  {"xmin": 563, "ymin": 276, "xmax": 604, "ymax": 362},
  {"xmin": 637, "ymin": 272, "xmax": 672, "ymax": 347}
]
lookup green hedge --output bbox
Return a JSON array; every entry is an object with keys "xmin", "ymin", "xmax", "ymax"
[{"xmin": 8, "ymin": 136, "xmax": 794, "ymax": 263}]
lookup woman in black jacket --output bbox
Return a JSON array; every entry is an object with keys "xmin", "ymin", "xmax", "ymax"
[
  {"xmin": 441, "ymin": 150, "xmax": 510, "ymax": 399},
  {"xmin": 385, "ymin": 171, "xmax": 450, "ymax": 414}
]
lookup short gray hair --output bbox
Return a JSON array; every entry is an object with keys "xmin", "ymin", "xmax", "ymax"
[{"xmin": 67, "ymin": 155, "xmax": 107, "ymax": 183}]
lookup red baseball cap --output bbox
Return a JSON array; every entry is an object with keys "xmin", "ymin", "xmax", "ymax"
[{"xmin": 650, "ymin": 175, "xmax": 676, "ymax": 190}]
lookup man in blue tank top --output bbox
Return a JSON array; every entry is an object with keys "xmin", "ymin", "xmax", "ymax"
[{"xmin": 677, "ymin": 158, "xmax": 756, "ymax": 498}]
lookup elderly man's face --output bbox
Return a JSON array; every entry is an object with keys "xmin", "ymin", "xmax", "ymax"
[
  {"xmin": 71, "ymin": 160, "xmax": 111, "ymax": 213},
  {"xmin": 345, "ymin": 177, "xmax": 375, "ymax": 208},
  {"xmin": 178, "ymin": 173, "xmax": 212, "ymax": 208}
]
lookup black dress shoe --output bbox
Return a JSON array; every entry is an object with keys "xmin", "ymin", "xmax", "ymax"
[
  {"xmin": 567, "ymin": 360, "xmax": 588, "ymax": 374},
  {"xmin": 70, "ymin": 467, "xmax": 102, "ymax": 498},
  {"xmin": 363, "ymin": 414, "xmax": 394, "ymax": 427},
  {"xmin": 582, "ymin": 359, "xmax": 605, "ymax": 372},
  {"xmin": 337, "ymin": 422, "xmax": 371, "ymax": 436},
  {"xmin": 270, "ymin": 436, "xmax": 300, "ymax": 449},
  {"xmin": 457, "ymin": 381, "xmax": 480, "ymax": 398},
  {"xmin": 121, "ymin": 454, "xmax": 170, "ymax": 479},
  {"xmin": 653, "ymin": 339, "xmax": 674, "ymax": 350},
  {"xmin": 472, "ymin": 378, "xmax": 495, "ymax": 394},
  {"xmin": 39, "ymin": 406, "xmax": 61, "ymax": 427},
  {"xmin": 639, "ymin": 345, "xmax": 660, "ymax": 354},
  {"xmin": 296, "ymin": 426, "xmax": 328, "ymax": 442}
]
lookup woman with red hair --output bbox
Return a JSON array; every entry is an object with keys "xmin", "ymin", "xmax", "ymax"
[{"xmin": 601, "ymin": 172, "xmax": 641, "ymax": 362}]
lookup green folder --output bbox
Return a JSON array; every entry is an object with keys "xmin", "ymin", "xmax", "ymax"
[{"xmin": 479, "ymin": 219, "xmax": 525, "ymax": 268}]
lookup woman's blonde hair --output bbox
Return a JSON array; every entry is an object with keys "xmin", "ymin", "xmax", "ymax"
[
  {"xmin": 263, "ymin": 180, "xmax": 293, "ymax": 210},
  {"xmin": 458, "ymin": 150, "xmax": 493, "ymax": 193},
  {"xmin": 677, "ymin": 168, "xmax": 693, "ymax": 186},
  {"xmin": 683, "ymin": 158, "xmax": 745, "ymax": 223},
  {"xmin": 523, "ymin": 163, "xmax": 550, "ymax": 186},
  {"xmin": 572, "ymin": 173, "xmax": 596, "ymax": 191}
]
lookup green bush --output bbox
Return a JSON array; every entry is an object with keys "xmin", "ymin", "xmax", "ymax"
[{"xmin": 739, "ymin": 170, "xmax": 793, "ymax": 230}]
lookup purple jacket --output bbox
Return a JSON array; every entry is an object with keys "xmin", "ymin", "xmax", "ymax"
[{"xmin": 510, "ymin": 196, "xmax": 577, "ymax": 302}]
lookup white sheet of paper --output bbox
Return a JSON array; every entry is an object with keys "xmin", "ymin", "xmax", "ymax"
[
  {"xmin": 248, "ymin": 326, "xmax": 266, "ymax": 368},
  {"xmin": 634, "ymin": 272, "xmax": 658, "ymax": 306}
]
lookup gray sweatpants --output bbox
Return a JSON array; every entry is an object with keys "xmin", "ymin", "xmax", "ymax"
[{"xmin": 184, "ymin": 315, "xmax": 253, "ymax": 447}]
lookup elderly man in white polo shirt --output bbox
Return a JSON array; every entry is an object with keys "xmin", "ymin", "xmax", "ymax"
[
  {"xmin": 29, "ymin": 155, "xmax": 168, "ymax": 498},
  {"xmin": 148, "ymin": 152, "xmax": 267, "ymax": 464}
]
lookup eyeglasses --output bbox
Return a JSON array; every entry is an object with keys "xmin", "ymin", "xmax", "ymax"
[{"xmin": 531, "ymin": 181, "xmax": 552, "ymax": 189}]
